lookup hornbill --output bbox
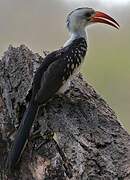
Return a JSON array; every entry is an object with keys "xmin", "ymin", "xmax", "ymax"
[{"xmin": 7, "ymin": 7, "xmax": 119, "ymax": 170}]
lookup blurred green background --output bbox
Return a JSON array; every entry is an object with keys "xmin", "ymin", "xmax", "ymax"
[{"xmin": 0, "ymin": 0, "xmax": 129, "ymax": 132}]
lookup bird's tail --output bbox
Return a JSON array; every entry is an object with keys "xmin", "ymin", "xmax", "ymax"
[{"xmin": 7, "ymin": 100, "xmax": 39, "ymax": 171}]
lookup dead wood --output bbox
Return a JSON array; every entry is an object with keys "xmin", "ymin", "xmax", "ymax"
[{"xmin": 0, "ymin": 45, "xmax": 130, "ymax": 180}]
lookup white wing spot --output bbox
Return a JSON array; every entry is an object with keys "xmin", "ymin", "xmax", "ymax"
[
  {"xmin": 67, "ymin": 63, "xmax": 70, "ymax": 68},
  {"xmin": 77, "ymin": 58, "xmax": 80, "ymax": 63},
  {"xmin": 70, "ymin": 58, "xmax": 73, "ymax": 62},
  {"xmin": 76, "ymin": 63, "xmax": 79, "ymax": 68},
  {"xmin": 71, "ymin": 64, "xmax": 75, "ymax": 70},
  {"xmin": 80, "ymin": 47, "xmax": 87, "ymax": 51},
  {"xmin": 78, "ymin": 54, "xmax": 82, "ymax": 59}
]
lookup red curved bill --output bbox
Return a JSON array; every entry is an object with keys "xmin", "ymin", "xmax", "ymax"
[{"xmin": 92, "ymin": 11, "xmax": 120, "ymax": 29}]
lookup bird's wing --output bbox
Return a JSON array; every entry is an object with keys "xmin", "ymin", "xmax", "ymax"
[
  {"xmin": 35, "ymin": 57, "xmax": 66, "ymax": 104},
  {"xmin": 7, "ymin": 51, "xmax": 65, "ymax": 170},
  {"xmin": 31, "ymin": 49, "xmax": 66, "ymax": 98}
]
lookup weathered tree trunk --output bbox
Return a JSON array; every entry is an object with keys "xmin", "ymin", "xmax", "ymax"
[{"xmin": 0, "ymin": 45, "xmax": 130, "ymax": 180}]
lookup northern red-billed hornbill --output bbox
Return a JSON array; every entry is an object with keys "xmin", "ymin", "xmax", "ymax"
[{"xmin": 7, "ymin": 7, "xmax": 119, "ymax": 170}]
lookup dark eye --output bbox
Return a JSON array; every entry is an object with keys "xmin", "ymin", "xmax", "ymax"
[{"xmin": 85, "ymin": 12, "xmax": 91, "ymax": 17}]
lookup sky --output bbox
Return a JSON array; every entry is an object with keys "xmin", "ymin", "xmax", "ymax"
[
  {"xmin": 65, "ymin": 0, "xmax": 130, "ymax": 5},
  {"xmin": 0, "ymin": 0, "xmax": 129, "ymax": 132},
  {"xmin": 0, "ymin": 0, "xmax": 129, "ymax": 51}
]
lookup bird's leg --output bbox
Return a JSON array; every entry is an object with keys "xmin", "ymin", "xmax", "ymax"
[{"xmin": 55, "ymin": 81, "xmax": 76, "ymax": 106}]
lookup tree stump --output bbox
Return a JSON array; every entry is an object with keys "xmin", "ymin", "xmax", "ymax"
[{"xmin": 0, "ymin": 45, "xmax": 130, "ymax": 180}]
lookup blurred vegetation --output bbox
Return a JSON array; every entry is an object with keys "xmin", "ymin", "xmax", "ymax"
[{"xmin": 82, "ymin": 26, "xmax": 130, "ymax": 131}]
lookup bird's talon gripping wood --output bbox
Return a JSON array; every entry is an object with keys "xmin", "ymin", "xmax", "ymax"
[{"xmin": 7, "ymin": 7, "xmax": 119, "ymax": 171}]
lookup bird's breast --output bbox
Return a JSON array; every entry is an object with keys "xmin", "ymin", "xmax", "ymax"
[
  {"xmin": 58, "ymin": 38, "xmax": 87, "ymax": 93},
  {"xmin": 63, "ymin": 46, "xmax": 86, "ymax": 80},
  {"xmin": 58, "ymin": 56, "xmax": 85, "ymax": 94}
]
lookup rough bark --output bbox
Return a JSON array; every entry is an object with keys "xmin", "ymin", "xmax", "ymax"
[{"xmin": 0, "ymin": 45, "xmax": 130, "ymax": 180}]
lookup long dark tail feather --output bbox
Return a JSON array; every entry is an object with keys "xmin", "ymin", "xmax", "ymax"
[{"xmin": 7, "ymin": 100, "xmax": 39, "ymax": 171}]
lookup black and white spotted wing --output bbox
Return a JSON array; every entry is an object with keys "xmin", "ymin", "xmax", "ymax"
[{"xmin": 32, "ymin": 37, "xmax": 87, "ymax": 104}]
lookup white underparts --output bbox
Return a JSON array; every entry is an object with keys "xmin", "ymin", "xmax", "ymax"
[{"xmin": 58, "ymin": 58, "xmax": 84, "ymax": 94}]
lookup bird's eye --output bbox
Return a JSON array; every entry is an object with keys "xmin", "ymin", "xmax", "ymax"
[{"xmin": 85, "ymin": 12, "xmax": 91, "ymax": 17}]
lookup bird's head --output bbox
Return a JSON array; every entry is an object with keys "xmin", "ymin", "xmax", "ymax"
[{"xmin": 67, "ymin": 7, "xmax": 119, "ymax": 33}]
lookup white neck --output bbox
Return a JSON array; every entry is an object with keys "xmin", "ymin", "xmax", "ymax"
[{"xmin": 64, "ymin": 29, "xmax": 87, "ymax": 47}]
